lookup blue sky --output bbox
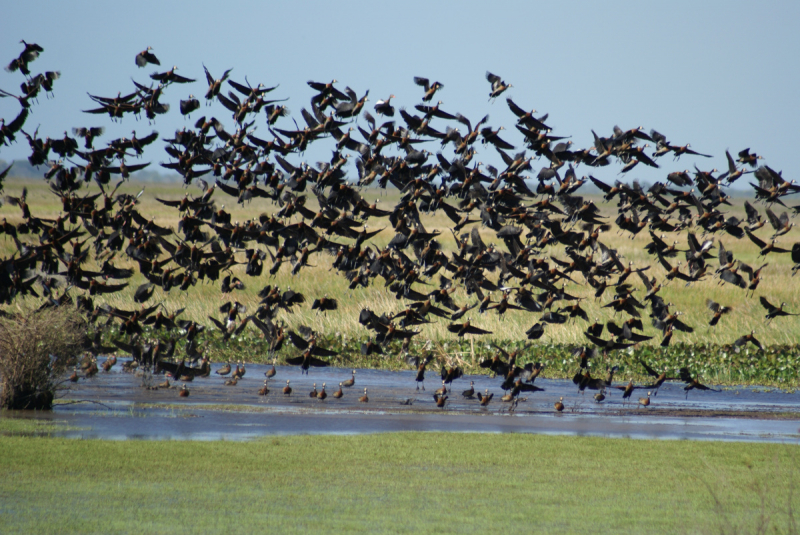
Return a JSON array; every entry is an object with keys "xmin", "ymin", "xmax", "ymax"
[{"xmin": 1, "ymin": 0, "xmax": 799, "ymax": 187}]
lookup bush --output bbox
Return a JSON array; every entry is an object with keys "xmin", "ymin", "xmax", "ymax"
[{"xmin": 0, "ymin": 307, "xmax": 88, "ymax": 410}]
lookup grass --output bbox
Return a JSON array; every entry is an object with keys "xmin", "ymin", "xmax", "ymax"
[
  {"xmin": 2, "ymin": 178, "xmax": 800, "ymax": 384},
  {"xmin": 0, "ymin": 433, "xmax": 797, "ymax": 533},
  {"xmin": 0, "ymin": 416, "xmax": 66, "ymax": 436}
]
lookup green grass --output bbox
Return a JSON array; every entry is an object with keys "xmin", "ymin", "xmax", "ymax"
[
  {"xmin": 0, "ymin": 433, "xmax": 797, "ymax": 533},
  {"xmin": 0, "ymin": 416, "xmax": 64, "ymax": 436}
]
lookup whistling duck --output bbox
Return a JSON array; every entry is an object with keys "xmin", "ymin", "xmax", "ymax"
[
  {"xmin": 265, "ymin": 359, "xmax": 276, "ymax": 379},
  {"xmin": 224, "ymin": 376, "xmax": 238, "ymax": 386},
  {"xmin": 68, "ymin": 368, "xmax": 79, "ymax": 383},
  {"xmin": 317, "ymin": 383, "xmax": 327, "ymax": 401},
  {"xmin": 477, "ymin": 389, "xmax": 493, "ymax": 407},
  {"xmin": 462, "ymin": 381, "xmax": 475, "ymax": 399},
  {"xmin": 158, "ymin": 378, "xmax": 170, "ymax": 389},
  {"xmin": 216, "ymin": 363, "xmax": 232, "ymax": 376},
  {"xmin": 84, "ymin": 359, "xmax": 99, "ymax": 378},
  {"xmin": 359, "ymin": 388, "xmax": 369, "ymax": 403},
  {"xmin": 434, "ymin": 393, "xmax": 448, "ymax": 408},
  {"xmin": 554, "ymin": 397, "xmax": 564, "ymax": 412},
  {"xmin": 309, "ymin": 383, "xmax": 318, "ymax": 398},
  {"xmin": 434, "ymin": 380, "xmax": 447, "ymax": 396},
  {"xmin": 333, "ymin": 382, "xmax": 344, "ymax": 399},
  {"xmin": 237, "ymin": 362, "xmax": 246, "ymax": 378},
  {"xmin": 258, "ymin": 380, "xmax": 269, "ymax": 396},
  {"xmin": 179, "ymin": 384, "xmax": 190, "ymax": 397},
  {"xmin": 102, "ymin": 356, "xmax": 116, "ymax": 372},
  {"xmin": 594, "ymin": 391, "xmax": 605, "ymax": 403},
  {"xmin": 342, "ymin": 370, "xmax": 356, "ymax": 387},
  {"xmin": 639, "ymin": 392, "xmax": 651, "ymax": 408},
  {"xmin": 232, "ymin": 363, "xmax": 242, "ymax": 379},
  {"xmin": 283, "ymin": 380, "xmax": 292, "ymax": 395},
  {"xmin": 180, "ymin": 374, "xmax": 194, "ymax": 382}
]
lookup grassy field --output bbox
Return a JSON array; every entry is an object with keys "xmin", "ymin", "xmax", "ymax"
[
  {"xmin": 2, "ymin": 178, "xmax": 800, "ymax": 384},
  {"xmin": 0, "ymin": 431, "xmax": 797, "ymax": 533}
]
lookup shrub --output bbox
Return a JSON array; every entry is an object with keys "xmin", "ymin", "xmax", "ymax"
[{"xmin": 0, "ymin": 307, "xmax": 88, "ymax": 410}]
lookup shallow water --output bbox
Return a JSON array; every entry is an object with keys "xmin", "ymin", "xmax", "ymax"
[{"xmin": 4, "ymin": 360, "xmax": 799, "ymax": 443}]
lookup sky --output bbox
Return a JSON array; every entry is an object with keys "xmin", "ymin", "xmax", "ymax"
[{"xmin": 1, "ymin": 0, "xmax": 799, "ymax": 189}]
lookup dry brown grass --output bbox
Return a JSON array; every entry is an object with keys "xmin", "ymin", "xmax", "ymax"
[{"xmin": 0, "ymin": 306, "xmax": 87, "ymax": 409}]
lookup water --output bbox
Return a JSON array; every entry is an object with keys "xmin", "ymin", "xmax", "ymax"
[{"xmin": 3, "ymin": 360, "xmax": 799, "ymax": 443}]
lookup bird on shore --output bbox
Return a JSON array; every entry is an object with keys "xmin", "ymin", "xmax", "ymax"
[
  {"xmin": 554, "ymin": 397, "xmax": 564, "ymax": 412},
  {"xmin": 283, "ymin": 380, "xmax": 292, "ymax": 395},
  {"xmin": 359, "ymin": 388, "xmax": 369, "ymax": 403}
]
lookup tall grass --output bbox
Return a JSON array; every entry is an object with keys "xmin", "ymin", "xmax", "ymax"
[
  {"xmin": 1, "ymin": 179, "xmax": 799, "ymax": 348},
  {"xmin": 0, "ymin": 307, "xmax": 87, "ymax": 409}
]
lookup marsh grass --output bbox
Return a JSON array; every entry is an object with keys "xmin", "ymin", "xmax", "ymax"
[
  {"xmin": 0, "ymin": 307, "xmax": 87, "ymax": 410},
  {"xmin": 0, "ymin": 433, "xmax": 797, "ymax": 533},
  {"xmin": 2, "ymin": 179, "xmax": 800, "ymax": 382}
]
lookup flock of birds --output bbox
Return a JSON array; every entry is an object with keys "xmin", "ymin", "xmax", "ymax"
[{"xmin": 2, "ymin": 42, "xmax": 800, "ymax": 412}]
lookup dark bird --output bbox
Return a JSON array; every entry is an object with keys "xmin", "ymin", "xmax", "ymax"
[
  {"xmin": 179, "ymin": 95, "xmax": 200, "ymax": 116},
  {"xmin": 477, "ymin": 389, "xmax": 493, "ymax": 407},
  {"xmin": 6, "ymin": 40, "xmax": 43, "ymax": 75},
  {"xmin": 311, "ymin": 295, "xmax": 338, "ymax": 313},
  {"xmin": 679, "ymin": 367, "xmax": 720, "ymax": 399},
  {"xmin": 706, "ymin": 300, "xmax": 732, "ymax": 327},
  {"xmin": 407, "ymin": 353, "xmax": 433, "ymax": 391},
  {"xmin": 447, "ymin": 320, "xmax": 492, "ymax": 337},
  {"xmin": 462, "ymin": 381, "xmax": 475, "ymax": 399},
  {"xmin": 486, "ymin": 71, "xmax": 511, "ymax": 99},
  {"xmin": 413, "ymin": 77, "xmax": 444, "ymax": 102},
  {"xmin": 759, "ymin": 296, "xmax": 798, "ymax": 324},
  {"xmin": 734, "ymin": 330, "xmax": 764, "ymax": 351},
  {"xmin": 614, "ymin": 379, "xmax": 648, "ymax": 406},
  {"xmin": 342, "ymin": 370, "xmax": 356, "ymax": 387},
  {"xmin": 135, "ymin": 47, "xmax": 160, "ymax": 68}
]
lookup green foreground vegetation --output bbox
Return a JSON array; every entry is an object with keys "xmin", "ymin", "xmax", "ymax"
[{"xmin": 0, "ymin": 432, "xmax": 798, "ymax": 533}]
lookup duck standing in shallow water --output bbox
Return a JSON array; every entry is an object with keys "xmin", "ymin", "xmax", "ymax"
[
  {"xmin": 342, "ymin": 370, "xmax": 356, "ymax": 388},
  {"xmin": 265, "ymin": 359, "xmax": 276, "ymax": 380},
  {"xmin": 359, "ymin": 388, "xmax": 368, "ymax": 403}
]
